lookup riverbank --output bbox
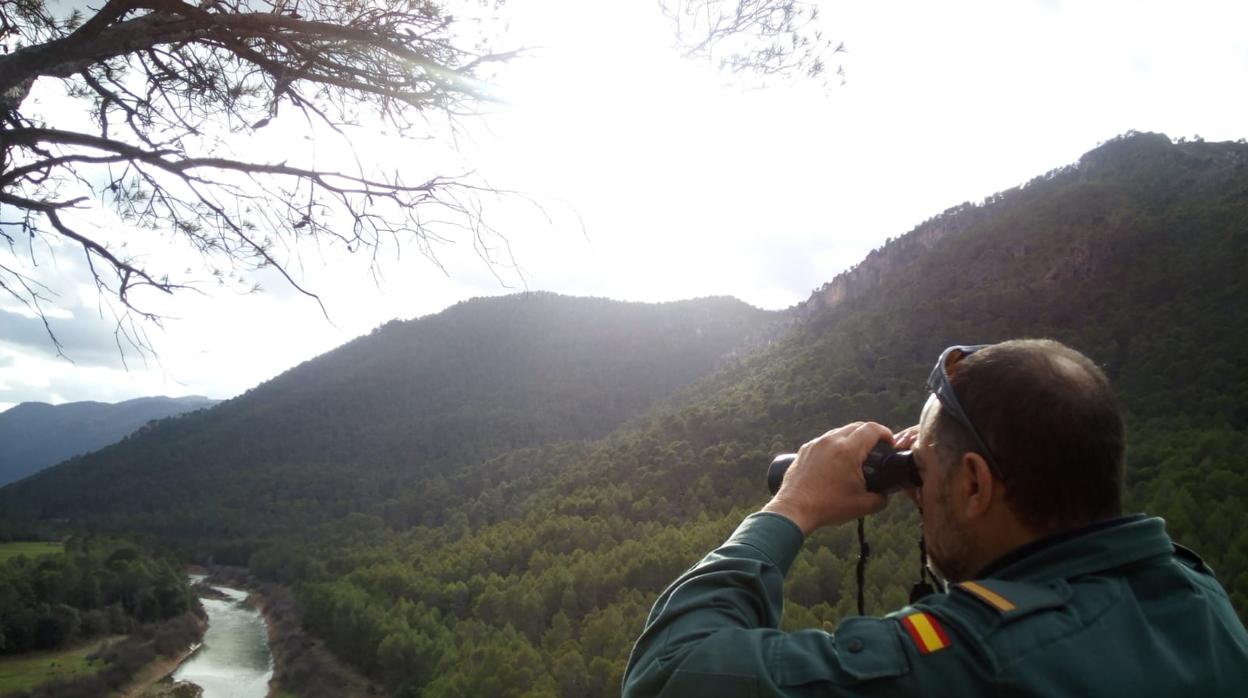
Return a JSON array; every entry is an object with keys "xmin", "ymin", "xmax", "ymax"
[
  {"xmin": 113, "ymin": 605, "xmax": 207, "ymax": 698},
  {"xmin": 115, "ymin": 633, "xmax": 203, "ymax": 698},
  {"xmin": 202, "ymin": 568, "xmax": 382, "ymax": 698},
  {"xmin": 0, "ymin": 612, "xmax": 204, "ymax": 698}
]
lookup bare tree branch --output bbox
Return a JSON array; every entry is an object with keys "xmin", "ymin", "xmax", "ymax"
[
  {"xmin": 659, "ymin": 0, "xmax": 844, "ymax": 87},
  {"xmin": 0, "ymin": 0, "xmax": 836, "ymax": 359},
  {"xmin": 0, "ymin": 0, "xmax": 517, "ymax": 356}
]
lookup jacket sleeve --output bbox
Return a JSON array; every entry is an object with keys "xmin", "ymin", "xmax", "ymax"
[{"xmin": 621, "ymin": 513, "xmax": 913, "ymax": 698}]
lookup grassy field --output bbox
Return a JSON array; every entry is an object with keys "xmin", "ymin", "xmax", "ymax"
[
  {"xmin": 0, "ymin": 542, "xmax": 63, "ymax": 564},
  {"xmin": 0, "ymin": 638, "xmax": 115, "ymax": 695}
]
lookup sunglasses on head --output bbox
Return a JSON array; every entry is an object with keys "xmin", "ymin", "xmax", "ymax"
[{"xmin": 926, "ymin": 344, "xmax": 1004, "ymax": 479}]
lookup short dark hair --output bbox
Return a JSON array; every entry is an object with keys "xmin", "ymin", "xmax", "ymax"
[{"xmin": 933, "ymin": 339, "xmax": 1124, "ymax": 531}]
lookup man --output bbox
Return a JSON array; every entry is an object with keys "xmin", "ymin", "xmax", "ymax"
[{"xmin": 622, "ymin": 339, "xmax": 1248, "ymax": 697}]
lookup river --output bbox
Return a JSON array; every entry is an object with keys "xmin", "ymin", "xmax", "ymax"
[{"xmin": 172, "ymin": 576, "xmax": 274, "ymax": 698}]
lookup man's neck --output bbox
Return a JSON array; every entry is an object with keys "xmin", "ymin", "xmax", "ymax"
[
  {"xmin": 971, "ymin": 516, "xmax": 1124, "ymax": 579},
  {"xmin": 961, "ymin": 512, "xmax": 1049, "ymax": 581}
]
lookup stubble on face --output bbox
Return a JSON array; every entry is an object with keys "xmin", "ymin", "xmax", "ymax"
[
  {"xmin": 924, "ymin": 471, "xmax": 977, "ymax": 584},
  {"xmin": 917, "ymin": 397, "xmax": 979, "ymax": 583}
]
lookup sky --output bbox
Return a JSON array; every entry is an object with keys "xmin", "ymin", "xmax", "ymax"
[{"xmin": 1, "ymin": 0, "xmax": 1247, "ymax": 410}]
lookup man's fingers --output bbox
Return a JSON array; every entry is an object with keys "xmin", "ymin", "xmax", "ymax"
[
  {"xmin": 769, "ymin": 421, "xmax": 898, "ymax": 533},
  {"xmin": 846, "ymin": 421, "xmax": 893, "ymax": 456},
  {"xmin": 817, "ymin": 422, "xmax": 864, "ymax": 442},
  {"xmin": 807, "ymin": 422, "xmax": 892, "ymax": 468},
  {"xmin": 892, "ymin": 424, "xmax": 921, "ymax": 450}
]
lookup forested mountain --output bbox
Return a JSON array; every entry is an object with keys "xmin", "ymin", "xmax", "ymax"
[
  {"xmin": 0, "ymin": 293, "xmax": 777, "ymax": 545},
  {"xmin": 285, "ymin": 132, "xmax": 1247, "ymax": 697},
  {"xmin": 2, "ymin": 132, "xmax": 1246, "ymax": 698},
  {"xmin": 0, "ymin": 396, "xmax": 218, "ymax": 486}
]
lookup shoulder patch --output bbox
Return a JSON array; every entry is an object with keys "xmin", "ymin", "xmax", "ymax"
[
  {"xmin": 953, "ymin": 579, "xmax": 1070, "ymax": 619},
  {"xmin": 958, "ymin": 581, "xmax": 1016, "ymax": 612},
  {"xmin": 899, "ymin": 611, "xmax": 951, "ymax": 655}
]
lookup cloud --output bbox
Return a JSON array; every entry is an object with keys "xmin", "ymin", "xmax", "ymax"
[
  {"xmin": 0, "ymin": 307, "xmax": 143, "ymax": 370},
  {"xmin": 0, "ymin": 339, "xmax": 223, "ymax": 409},
  {"xmin": 0, "ymin": 384, "xmax": 42, "ymax": 406}
]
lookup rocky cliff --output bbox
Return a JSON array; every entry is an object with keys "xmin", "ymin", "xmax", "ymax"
[{"xmin": 796, "ymin": 131, "xmax": 1248, "ymax": 318}]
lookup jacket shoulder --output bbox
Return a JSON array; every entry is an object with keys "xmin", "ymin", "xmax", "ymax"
[
  {"xmin": 1173, "ymin": 543, "xmax": 1218, "ymax": 578},
  {"xmin": 950, "ymin": 579, "xmax": 1072, "ymax": 619},
  {"xmin": 910, "ymin": 577, "xmax": 1102, "ymax": 670},
  {"xmin": 912, "ymin": 579, "xmax": 1073, "ymax": 630}
]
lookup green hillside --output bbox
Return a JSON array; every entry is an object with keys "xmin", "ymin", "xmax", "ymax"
[
  {"xmin": 287, "ymin": 132, "xmax": 1248, "ymax": 697},
  {"xmin": 0, "ymin": 293, "xmax": 777, "ymax": 553},
  {"xmin": 2, "ymin": 132, "xmax": 1245, "ymax": 698}
]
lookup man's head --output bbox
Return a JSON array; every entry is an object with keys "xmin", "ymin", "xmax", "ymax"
[{"xmin": 910, "ymin": 339, "xmax": 1124, "ymax": 582}]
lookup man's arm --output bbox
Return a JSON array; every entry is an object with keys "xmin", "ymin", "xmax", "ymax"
[
  {"xmin": 622, "ymin": 423, "xmax": 909, "ymax": 698},
  {"xmin": 622, "ymin": 512, "xmax": 798, "ymax": 696}
]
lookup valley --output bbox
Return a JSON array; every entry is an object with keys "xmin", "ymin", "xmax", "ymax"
[{"xmin": 1, "ymin": 133, "xmax": 1245, "ymax": 697}]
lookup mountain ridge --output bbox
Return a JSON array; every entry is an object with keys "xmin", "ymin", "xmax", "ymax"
[
  {"xmin": 0, "ymin": 292, "xmax": 780, "ymax": 538},
  {"xmin": 0, "ymin": 394, "xmax": 219, "ymax": 486},
  {"xmin": 799, "ymin": 131, "xmax": 1248, "ymax": 318}
]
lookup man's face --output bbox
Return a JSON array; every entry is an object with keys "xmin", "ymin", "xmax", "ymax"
[{"xmin": 911, "ymin": 396, "xmax": 978, "ymax": 583}]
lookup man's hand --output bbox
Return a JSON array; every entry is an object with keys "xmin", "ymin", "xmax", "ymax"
[
  {"xmin": 761, "ymin": 422, "xmax": 892, "ymax": 536},
  {"xmin": 892, "ymin": 424, "xmax": 920, "ymax": 450}
]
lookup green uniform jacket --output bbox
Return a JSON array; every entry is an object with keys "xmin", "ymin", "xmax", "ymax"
[{"xmin": 622, "ymin": 513, "xmax": 1248, "ymax": 697}]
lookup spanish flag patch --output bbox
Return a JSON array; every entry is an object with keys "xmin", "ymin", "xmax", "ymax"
[{"xmin": 900, "ymin": 611, "xmax": 951, "ymax": 655}]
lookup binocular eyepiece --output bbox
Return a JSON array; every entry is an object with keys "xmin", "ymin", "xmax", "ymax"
[{"xmin": 767, "ymin": 441, "xmax": 919, "ymax": 495}]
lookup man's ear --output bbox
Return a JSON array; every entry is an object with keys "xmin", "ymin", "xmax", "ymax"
[{"xmin": 958, "ymin": 452, "xmax": 996, "ymax": 518}]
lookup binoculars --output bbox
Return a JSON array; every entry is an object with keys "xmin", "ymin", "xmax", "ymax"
[{"xmin": 767, "ymin": 440, "xmax": 919, "ymax": 495}]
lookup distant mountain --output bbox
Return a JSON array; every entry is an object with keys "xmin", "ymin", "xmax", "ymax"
[
  {"xmin": 0, "ymin": 396, "xmax": 219, "ymax": 486},
  {"xmin": 0, "ymin": 293, "xmax": 778, "ymax": 539}
]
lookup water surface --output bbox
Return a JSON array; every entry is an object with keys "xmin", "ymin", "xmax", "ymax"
[{"xmin": 172, "ymin": 581, "xmax": 273, "ymax": 698}]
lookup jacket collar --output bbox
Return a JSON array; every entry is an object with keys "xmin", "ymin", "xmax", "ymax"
[{"xmin": 976, "ymin": 514, "xmax": 1174, "ymax": 582}]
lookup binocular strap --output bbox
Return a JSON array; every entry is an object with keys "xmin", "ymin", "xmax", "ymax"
[
  {"xmin": 910, "ymin": 535, "xmax": 937, "ymax": 602},
  {"xmin": 856, "ymin": 519, "xmax": 937, "ymax": 617},
  {"xmin": 856, "ymin": 518, "xmax": 869, "ymax": 616}
]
